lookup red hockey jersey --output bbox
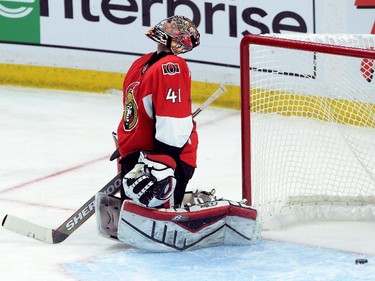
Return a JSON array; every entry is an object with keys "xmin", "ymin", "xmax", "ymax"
[{"xmin": 117, "ymin": 52, "xmax": 198, "ymax": 167}]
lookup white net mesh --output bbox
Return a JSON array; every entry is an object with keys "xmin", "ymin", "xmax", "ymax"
[{"xmin": 247, "ymin": 34, "xmax": 375, "ymax": 227}]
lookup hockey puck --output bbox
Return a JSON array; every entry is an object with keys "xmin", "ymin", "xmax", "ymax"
[{"xmin": 355, "ymin": 258, "xmax": 368, "ymax": 264}]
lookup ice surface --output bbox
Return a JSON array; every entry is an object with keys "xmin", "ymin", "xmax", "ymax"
[
  {"xmin": 0, "ymin": 86, "xmax": 374, "ymax": 281},
  {"xmin": 65, "ymin": 242, "xmax": 374, "ymax": 281}
]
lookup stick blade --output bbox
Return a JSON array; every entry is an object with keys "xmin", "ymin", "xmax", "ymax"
[{"xmin": 2, "ymin": 214, "xmax": 54, "ymax": 244}]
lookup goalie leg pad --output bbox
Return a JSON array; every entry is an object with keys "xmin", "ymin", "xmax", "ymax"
[
  {"xmin": 224, "ymin": 200, "xmax": 262, "ymax": 245},
  {"xmin": 95, "ymin": 192, "xmax": 122, "ymax": 241},
  {"xmin": 117, "ymin": 199, "xmax": 260, "ymax": 252}
]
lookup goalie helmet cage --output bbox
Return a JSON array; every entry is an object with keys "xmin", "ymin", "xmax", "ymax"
[{"xmin": 240, "ymin": 34, "xmax": 375, "ymax": 229}]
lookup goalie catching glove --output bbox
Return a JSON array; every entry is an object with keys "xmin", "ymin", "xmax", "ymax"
[{"xmin": 123, "ymin": 151, "xmax": 177, "ymax": 208}]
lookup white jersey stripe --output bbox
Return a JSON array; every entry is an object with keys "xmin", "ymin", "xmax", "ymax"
[
  {"xmin": 155, "ymin": 115, "xmax": 193, "ymax": 147},
  {"xmin": 142, "ymin": 94, "xmax": 153, "ymax": 119}
]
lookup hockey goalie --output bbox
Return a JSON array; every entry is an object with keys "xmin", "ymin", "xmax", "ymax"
[
  {"xmin": 94, "ymin": 15, "xmax": 260, "ymax": 251},
  {"xmin": 95, "ymin": 151, "xmax": 261, "ymax": 252}
]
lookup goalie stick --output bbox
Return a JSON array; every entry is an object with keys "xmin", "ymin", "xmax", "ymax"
[
  {"xmin": 2, "ymin": 85, "xmax": 228, "ymax": 244},
  {"xmin": 2, "ymin": 173, "xmax": 123, "ymax": 244},
  {"xmin": 192, "ymin": 84, "xmax": 227, "ymax": 118}
]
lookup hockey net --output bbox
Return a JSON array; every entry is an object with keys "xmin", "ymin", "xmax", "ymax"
[{"xmin": 240, "ymin": 34, "xmax": 375, "ymax": 229}]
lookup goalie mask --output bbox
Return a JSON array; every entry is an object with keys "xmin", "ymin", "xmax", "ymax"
[
  {"xmin": 146, "ymin": 15, "xmax": 200, "ymax": 55},
  {"xmin": 123, "ymin": 152, "xmax": 177, "ymax": 208}
]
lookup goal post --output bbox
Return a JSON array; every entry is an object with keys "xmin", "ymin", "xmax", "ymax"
[{"xmin": 240, "ymin": 34, "xmax": 375, "ymax": 228}]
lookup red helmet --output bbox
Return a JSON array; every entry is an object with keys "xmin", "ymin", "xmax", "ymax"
[{"xmin": 146, "ymin": 15, "xmax": 200, "ymax": 55}]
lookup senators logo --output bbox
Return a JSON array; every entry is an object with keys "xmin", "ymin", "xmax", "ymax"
[
  {"xmin": 123, "ymin": 82, "xmax": 139, "ymax": 131},
  {"xmin": 162, "ymin": 62, "xmax": 180, "ymax": 75}
]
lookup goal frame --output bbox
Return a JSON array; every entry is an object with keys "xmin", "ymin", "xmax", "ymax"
[{"xmin": 240, "ymin": 34, "xmax": 375, "ymax": 206}]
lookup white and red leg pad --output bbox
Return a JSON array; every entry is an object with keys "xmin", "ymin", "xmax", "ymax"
[
  {"xmin": 95, "ymin": 192, "xmax": 122, "ymax": 241},
  {"xmin": 117, "ymin": 199, "xmax": 261, "ymax": 252}
]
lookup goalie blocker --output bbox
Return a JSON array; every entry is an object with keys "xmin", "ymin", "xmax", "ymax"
[{"xmin": 95, "ymin": 191, "xmax": 261, "ymax": 252}]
